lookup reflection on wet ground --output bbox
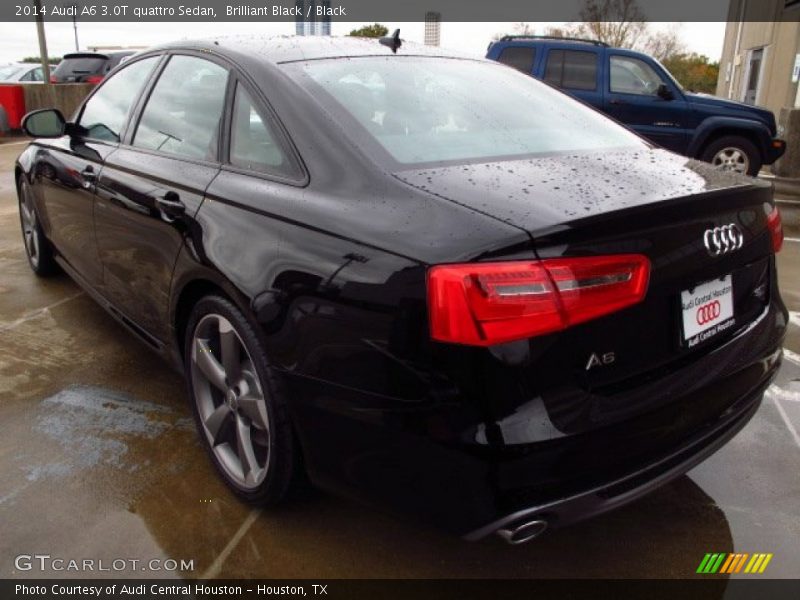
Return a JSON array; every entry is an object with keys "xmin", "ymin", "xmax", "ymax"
[{"xmin": 1, "ymin": 142, "xmax": 799, "ymax": 579}]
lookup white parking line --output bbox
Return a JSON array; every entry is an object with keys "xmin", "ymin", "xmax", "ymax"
[
  {"xmin": 786, "ymin": 348, "xmax": 800, "ymax": 366},
  {"xmin": 773, "ymin": 397, "xmax": 800, "ymax": 450},
  {"xmin": 0, "ymin": 291, "xmax": 83, "ymax": 332},
  {"xmin": 786, "ymin": 237, "xmax": 800, "ymax": 243},
  {"xmin": 201, "ymin": 508, "xmax": 260, "ymax": 579}
]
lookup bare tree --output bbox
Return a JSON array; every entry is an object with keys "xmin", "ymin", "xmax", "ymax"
[
  {"xmin": 512, "ymin": 22, "xmax": 535, "ymax": 36},
  {"xmin": 641, "ymin": 25, "xmax": 685, "ymax": 62},
  {"xmin": 553, "ymin": 0, "xmax": 684, "ymax": 61},
  {"xmin": 570, "ymin": 0, "xmax": 648, "ymax": 47}
]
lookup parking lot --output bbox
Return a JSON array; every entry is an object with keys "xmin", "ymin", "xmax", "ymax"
[{"xmin": 0, "ymin": 138, "xmax": 799, "ymax": 579}]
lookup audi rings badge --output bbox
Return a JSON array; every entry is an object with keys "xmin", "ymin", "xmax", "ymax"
[
  {"xmin": 696, "ymin": 300, "xmax": 721, "ymax": 325},
  {"xmin": 703, "ymin": 224, "xmax": 744, "ymax": 256}
]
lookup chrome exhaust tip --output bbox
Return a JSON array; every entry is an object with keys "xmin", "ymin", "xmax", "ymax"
[{"xmin": 496, "ymin": 518, "xmax": 548, "ymax": 544}]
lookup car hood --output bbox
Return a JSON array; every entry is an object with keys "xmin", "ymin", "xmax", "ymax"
[
  {"xmin": 686, "ymin": 92, "xmax": 776, "ymax": 127},
  {"xmin": 393, "ymin": 148, "xmax": 765, "ymax": 236}
]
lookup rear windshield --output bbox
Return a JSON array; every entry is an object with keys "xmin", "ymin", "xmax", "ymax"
[
  {"xmin": 54, "ymin": 57, "xmax": 106, "ymax": 76},
  {"xmin": 288, "ymin": 57, "xmax": 645, "ymax": 166}
]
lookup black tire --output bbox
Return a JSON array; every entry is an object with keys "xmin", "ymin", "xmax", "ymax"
[
  {"xmin": 18, "ymin": 176, "xmax": 59, "ymax": 276},
  {"xmin": 700, "ymin": 135, "xmax": 762, "ymax": 177},
  {"xmin": 184, "ymin": 294, "xmax": 296, "ymax": 504}
]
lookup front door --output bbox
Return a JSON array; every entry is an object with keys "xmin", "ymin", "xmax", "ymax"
[
  {"xmin": 604, "ymin": 54, "xmax": 690, "ymax": 154},
  {"xmin": 34, "ymin": 55, "xmax": 161, "ymax": 286},
  {"xmin": 95, "ymin": 54, "xmax": 228, "ymax": 341}
]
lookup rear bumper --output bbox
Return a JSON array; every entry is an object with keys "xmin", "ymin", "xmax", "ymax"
[
  {"xmin": 288, "ymin": 280, "xmax": 787, "ymax": 538},
  {"xmin": 464, "ymin": 359, "xmax": 774, "ymax": 540}
]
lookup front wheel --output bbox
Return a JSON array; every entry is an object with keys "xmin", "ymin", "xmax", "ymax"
[
  {"xmin": 18, "ymin": 177, "xmax": 58, "ymax": 276},
  {"xmin": 700, "ymin": 135, "xmax": 762, "ymax": 177},
  {"xmin": 184, "ymin": 295, "xmax": 297, "ymax": 504}
]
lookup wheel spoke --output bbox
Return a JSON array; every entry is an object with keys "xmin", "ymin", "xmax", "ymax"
[
  {"xmin": 239, "ymin": 392, "xmax": 269, "ymax": 432},
  {"xmin": 235, "ymin": 415, "xmax": 260, "ymax": 484},
  {"xmin": 193, "ymin": 338, "xmax": 227, "ymax": 391},
  {"xmin": 20, "ymin": 202, "xmax": 31, "ymax": 226},
  {"xmin": 219, "ymin": 325, "xmax": 241, "ymax": 383},
  {"xmin": 204, "ymin": 403, "xmax": 232, "ymax": 445}
]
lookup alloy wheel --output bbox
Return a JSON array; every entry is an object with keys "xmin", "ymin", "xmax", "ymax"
[
  {"xmin": 711, "ymin": 147, "xmax": 749, "ymax": 174},
  {"xmin": 19, "ymin": 185, "xmax": 40, "ymax": 268},
  {"xmin": 190, "ymin": 313, "xmax": 270, "ymax": 490}
]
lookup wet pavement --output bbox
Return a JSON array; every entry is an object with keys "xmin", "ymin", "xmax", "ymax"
[{"xmin": 1, "ymin": 139, "xmax": 799, "ymax": 579}]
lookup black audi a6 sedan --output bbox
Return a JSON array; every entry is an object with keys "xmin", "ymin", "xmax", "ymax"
[{"xmin": 16, "ymin": 35, "xmax": 787, "ymax": 544}]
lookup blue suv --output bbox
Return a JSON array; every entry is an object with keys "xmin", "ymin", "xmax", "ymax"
[{"xmin": 486, "ymin": 36, "xmax": 786, "ymax": 176}]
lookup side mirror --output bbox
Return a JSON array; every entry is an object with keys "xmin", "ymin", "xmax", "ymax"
[
  {"xmin": 656, "ymin": 83, "xmax": 674, "ymax": 101},
  {"xmin": 22, "ymin": 108, "xmax": 66, "ymax": 138}
]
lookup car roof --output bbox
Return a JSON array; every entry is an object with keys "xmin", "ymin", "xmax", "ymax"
[
  {"xmin": 147, "ymin": 35, "xmax": 478, "ymax": 65},
  {"xmin": 62, "ymin": 51, "xmax": 135, "ymax": 60}
]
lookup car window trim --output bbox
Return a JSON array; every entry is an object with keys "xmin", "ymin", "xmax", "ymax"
[{"xmin": 220, "ymin": 75, "xmax": 308, "ymax": 187}]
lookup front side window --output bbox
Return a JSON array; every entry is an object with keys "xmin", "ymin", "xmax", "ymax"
[
  {"xmin": 21, "ymin": 67, "xmax": 43, "ymax": 82},
  {"xmin": 78, "ymin": 56, "xmax": 159, "ymax": 142},
  {"xmin": 497, "ymin": 47, "xmax": 536, "ymax": 74},
  {"xmin": 229, "ymin": 84, "xmax": 297, "ymax": 179},
  {"xmin": 293, "ymin": 57, "xmax": 643, "ymax": 166},
  {"xmin": 610, "ymin": 55, "xmax": 665, "ymax": 95},
  {"xmin": 133, "ymin": 55, "xmax": 228, "ymax": 160},
  {"xmin": 544, "ymin": 49, "xmax": 598, "ymax": 91}
]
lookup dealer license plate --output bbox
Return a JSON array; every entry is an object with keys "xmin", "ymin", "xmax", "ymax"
[{"xmin": 680, "ymin": 275, "xmax": 735, "ymax": 347}]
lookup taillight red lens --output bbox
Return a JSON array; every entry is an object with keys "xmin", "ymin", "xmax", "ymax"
[
  {"xmin": 86, "ymin": 75, "xmax": 104, "ymax": 84},
  {"xmin": 428, "ymin": 255, "xmax": 650, "ymax": 346},
  {"xmin": 767, "ymin": 206, "xmax": 783, "ymax": 253},
  {"xmin": 49, "ymin": 75, "xmax": 57, "ymax": 83}
]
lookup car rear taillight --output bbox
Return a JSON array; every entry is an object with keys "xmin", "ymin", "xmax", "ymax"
[
  {"xmin": 767, "ymin": 206, "xmax": 783, "ymax": 253},
  {"xmin": 428, "ymin": 255, "xmax": 650, "ymax": 346},
  {"xmin": 49, "ymin": 75, "xmax": 57, "ymax": 83},
  {"xmin": 86, "ymin": 75, "xmax": 104, "ymax": 84}
]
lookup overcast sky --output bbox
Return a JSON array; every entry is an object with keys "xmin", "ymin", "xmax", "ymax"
[{"xmin": 0, "ymin": 21, "xmax": 727, "ymax": 63}]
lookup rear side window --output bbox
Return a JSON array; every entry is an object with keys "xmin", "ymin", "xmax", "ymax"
[
  {"xmin": 544, "ymin": 49, "xmax": 598, "ymax": 91},
  {"xmin": 229, "ymin": 84, "xmax": 298, "ymax": 179},
  {"xmin": 78, "ymin": 56, "xmax": 159, "ymax": 142},
  {"xmin": 133, "ymin": 55, "xmax": 228, "ymax": 161},
  {"xmin": 497, "ymin": 47, "xmax": 535, "ymax": 74}
]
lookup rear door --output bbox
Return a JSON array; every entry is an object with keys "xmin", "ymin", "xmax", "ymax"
[
  {"xmin": 604, "ymin": 53, "xmax": 691, "ymax": 153},
  {"xmin": 34, "ymin": 55, "xmax": 160, "ymax": 286},
  {"xmin": 542, "ymin": 47, "xmax": 602, "ymax": 108},
  {"xmin": 94, "ymin": 53, "xmax": 229, "ymax": 341}
]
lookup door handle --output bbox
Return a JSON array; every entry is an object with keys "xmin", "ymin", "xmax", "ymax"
[
  {"xmin": 609, "ymin": 98, "xmax": 626, "ymax": 105},
  {"xmin": 80, "ymin": 166, "xmax": 96, "ymax": 189},
  {"xmin": 155, "ymin": 191, "xmax": 185, "ymax": 221}
]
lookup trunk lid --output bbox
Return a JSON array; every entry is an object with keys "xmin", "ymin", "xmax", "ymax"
[{"xmin": 398, "ymin": 147, "xmax": 776, "ymax": 430}]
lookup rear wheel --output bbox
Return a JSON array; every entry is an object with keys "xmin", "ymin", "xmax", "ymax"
[
  {"xmin": 18, "ymin": 177, "xmax": 58, "ymax": 276},
  {"xmin": 184, "ymin": 295, "xmax": 296, "ymax": 504},
  {"xmin": 700, "ymin": 135, "xmax": 761, "ymax": 177}
]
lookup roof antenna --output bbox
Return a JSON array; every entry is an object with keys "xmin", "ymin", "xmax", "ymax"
[{"xmin": 379, "ymin": 29, "xmax": 402, "ymax": 53}]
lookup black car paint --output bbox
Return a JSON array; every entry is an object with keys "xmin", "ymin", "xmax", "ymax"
[{"xmin": 16, "ymin": 37, "xmax": 787, "ymax": 538}]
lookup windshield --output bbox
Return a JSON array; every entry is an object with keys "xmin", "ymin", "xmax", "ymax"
[
  {"xmin": 291, "ymin": 57, "xmax": 645, "ymax": 166},
  {"xmin": 0, "ymin": 65, "xmax": 25, "ymax": 80}
]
